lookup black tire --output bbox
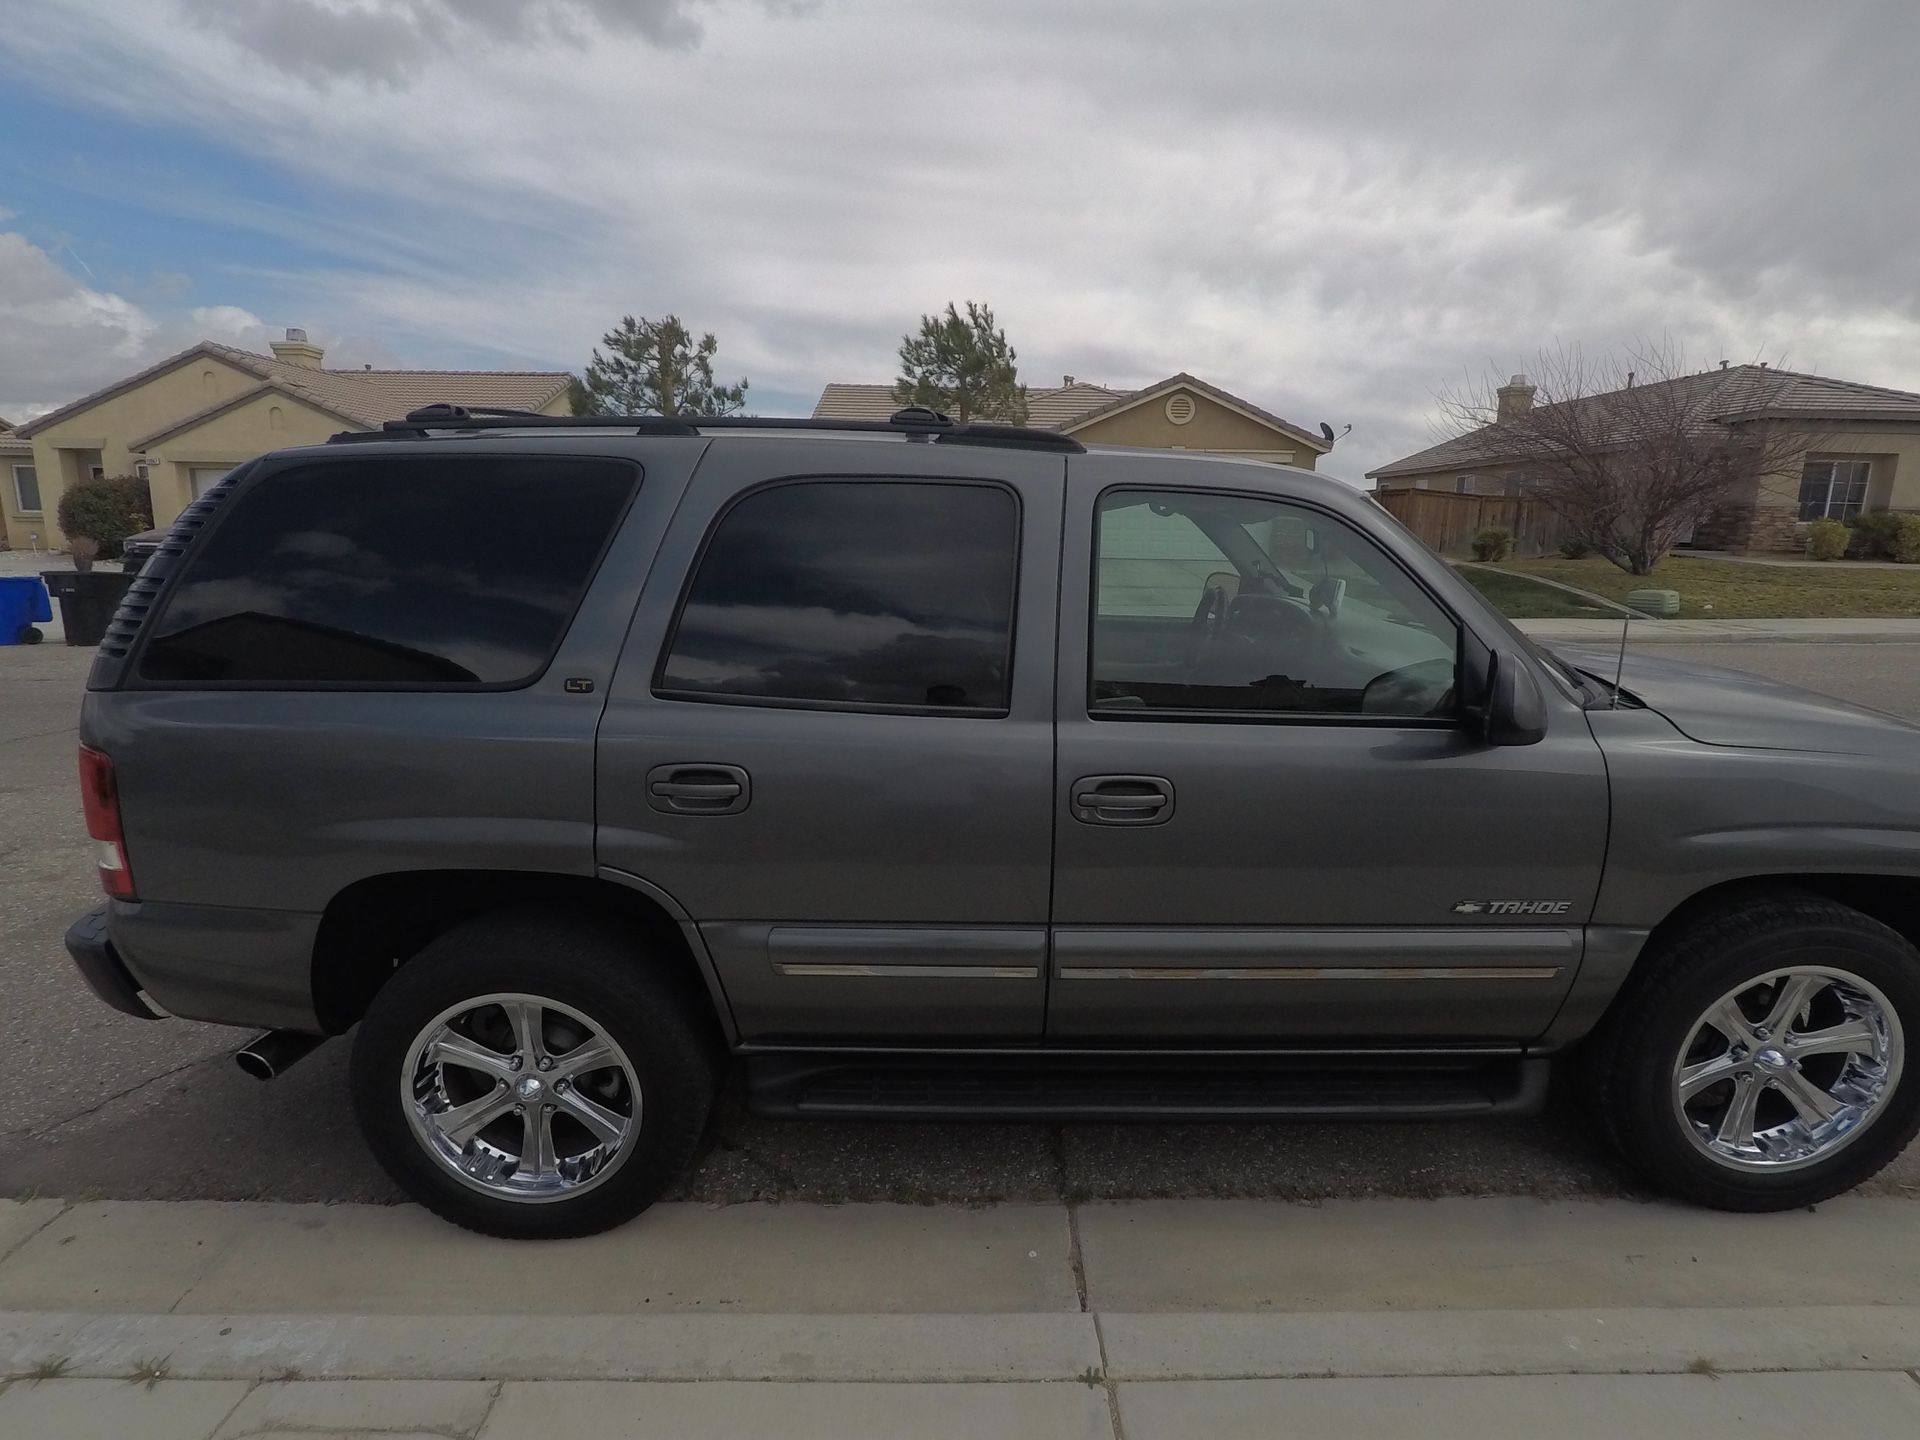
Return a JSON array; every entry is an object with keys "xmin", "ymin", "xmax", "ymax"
[
  {"xmin": 1588, "ymin": 894, "xmax": 1920, "ymax": 1211},
  {"xmin": 351, "ymin": 910, "xmax": 718, "ymax": 1238},
  {"xmin": 18, "ymin": 625, "xmax": 43, "ymax": 644}
]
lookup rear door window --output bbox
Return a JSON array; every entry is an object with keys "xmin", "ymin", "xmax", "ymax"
[
  {"xmin": 139, "ymin": 455, "xmax": 637, "ymax": 687},
  {"xmin": 656, "ymin": 479, "xmax": 1019, "ymax": 713}
]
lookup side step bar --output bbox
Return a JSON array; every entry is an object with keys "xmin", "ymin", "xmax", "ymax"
[{"xmin": 747, "ymin": 1054, "xmax": 1550, "ymax": 1122}]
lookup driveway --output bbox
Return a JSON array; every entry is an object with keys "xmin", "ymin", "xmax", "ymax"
[{"xmin": 6, "ymin": 640, "xmax": 1920, "ymax": 1203}]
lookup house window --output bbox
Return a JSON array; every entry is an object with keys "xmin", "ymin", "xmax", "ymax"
[
  {"xmin": 11, "ymin": 464, "xmax": 40, "ymax": 513},
  {"xmin": 1799, "ymin": 459, "xmax": 1871, "ymax": 522}
]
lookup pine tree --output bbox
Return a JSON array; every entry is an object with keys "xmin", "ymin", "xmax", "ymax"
[
  {"xmin": 893, "ymin": 301, "xmax": 1027, "ymax": 423},
  {"xmin": 581, "ymin": 314, "xmax": 748, "ymax": 416}
]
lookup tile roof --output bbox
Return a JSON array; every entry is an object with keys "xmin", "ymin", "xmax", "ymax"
[
  {"xmin": 1368, "ymin": 365, "xmax": 1920, "ymax": 479},
  {"xmin": 812, "ymin": 373, "xmax": 1324, "ymax": 446},
  {"xmin": 18, "ymin": 339, "xmax": 569, "ymax": 444},
  {"xmin": 1057, "ymin": 372, "xmax": 1330, "ymax": 451},
  {"xmin": 812, "ymin": 380, "xmax": 1126, "ymax": 430}
]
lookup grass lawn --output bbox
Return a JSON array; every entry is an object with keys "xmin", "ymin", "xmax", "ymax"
[
  {"xmin": 1477, "ymin": 555, "xmax": 1920, "ymax": 619},
  {"xmin": 1454, "ymin": 565, "xmax": 1628, "ymax": 619}
]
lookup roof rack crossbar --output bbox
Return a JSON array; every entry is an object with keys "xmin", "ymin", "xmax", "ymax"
[{"xmin": 350, "ymin": 404, "xmax": 1085, "ymax": 452}]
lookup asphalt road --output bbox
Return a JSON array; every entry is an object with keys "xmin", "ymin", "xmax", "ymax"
[{"xmin": 6, "ymin": 640, "xmax": 1920, "ymax": 1204}]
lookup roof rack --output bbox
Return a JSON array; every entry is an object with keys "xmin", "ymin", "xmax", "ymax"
[{"xmin": 327, "ymin": 403, "xmax": 1085, "ymax": 453}]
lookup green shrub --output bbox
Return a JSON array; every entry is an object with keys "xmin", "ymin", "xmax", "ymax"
[
  {"xmin": 1557, "ymin": 536, "xmax": 1592, "ymax": 560},
  {"xmin": 1804, "ymin": 518, "xmax": 1849, "ymax": 561},
  {"xmin": 1470, "ymin": 526, "xmax": 1513, "ymax": 562},
  {"xmin": 1848, "ymin": 511, "xmax": 1903, "ymax": 559},
  {"xmin": 1891, "ymin": 514, "xmax": 1920, "ymax": 565},
  {"xmin": 55, "ymin": 475, "xmax": 153, "ymax": 560}
]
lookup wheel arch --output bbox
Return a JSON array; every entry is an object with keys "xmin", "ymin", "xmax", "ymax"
[
  {"xmin": 1542, "ymin": 872, "xmax": 1920, "ymax": 1052},
  {"xmin": 311, "ymin": 867, "xmax": 737, "ymax": 1045},
  {"xmin": 1646, "ymin": 874, "xmax": 1920, "ymax": 958}
]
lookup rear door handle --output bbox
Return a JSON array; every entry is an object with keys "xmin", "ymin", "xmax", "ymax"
[
  {"xmin": 1071, "ymin": 775, "xmax": 1175, "ymax": 826},
  {"xmin": 647, "ymin": 764, "xmax": 751, "ymax": 815}
]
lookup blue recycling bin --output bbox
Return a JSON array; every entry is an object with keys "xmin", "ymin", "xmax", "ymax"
[{"xmin": 0, "ymin": 575, "xmax": 53, "ymax": 645}]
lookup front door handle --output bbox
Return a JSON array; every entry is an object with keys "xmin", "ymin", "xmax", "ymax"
[
  {"xmin": 647, "ymin": 764, "xmax": 751, "ymax": 815},
  {"xmin": 1071, "ymin": 775, "xmax": 1175, "ymax": 826}
]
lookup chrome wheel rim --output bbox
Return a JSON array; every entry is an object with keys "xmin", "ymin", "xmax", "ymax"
[
  {"xmin": 402, "ymin": 992, "xmax": 641, "ymax": 1203},
  {"xmin": 1672, "ymin": 966, "xmax": 1903, "ymax": 1172}
]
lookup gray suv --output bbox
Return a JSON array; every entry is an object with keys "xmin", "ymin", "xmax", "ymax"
[{"xmin": 64, "ymin": 406, "xmax": 1920, "ymax": 1236}]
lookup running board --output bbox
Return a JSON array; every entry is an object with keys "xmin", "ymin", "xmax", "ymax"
[{"xmin": 746, "ymin": 1055, "xmax": 1550, "ymax": 1121}]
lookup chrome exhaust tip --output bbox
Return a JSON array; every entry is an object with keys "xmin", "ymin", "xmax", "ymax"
[{"xmin": 235, "ymin": 1029, "xmax": 325, "ymax": 1080}]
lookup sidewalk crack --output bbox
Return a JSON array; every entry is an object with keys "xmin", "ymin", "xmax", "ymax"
[
  {"xmin": 1054, "ymin": 1126, "xmax": 1089, "ymax": 1314},
  {"xmin": 1093, "ymin": 1311, "xmax": 1126, "ymax": 1440},
  {"xmin": 471, "ymin": 1377, "xmax": 505, "ymax": 1438},
  {"xmin": 206, "ymin": 1378, "xmax": 258, "ymax": 1440}
]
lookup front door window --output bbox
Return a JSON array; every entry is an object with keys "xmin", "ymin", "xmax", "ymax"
[{"xmin": 1091, "ymin": 488, "xmax": 1458, "ymax": 720}]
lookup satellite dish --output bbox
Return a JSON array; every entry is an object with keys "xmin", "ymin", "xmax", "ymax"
[{"xmin": 1319, "ymin": 422, "xmax": 1352, "ymax": 446}]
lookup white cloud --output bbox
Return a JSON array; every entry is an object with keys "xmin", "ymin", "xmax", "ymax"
[
  {"xmin": 0, "ymin": 231, "xmax": 158, "ymax": 419},
  {"xmin": 0, "ymin": 231, "xmax": 364, "ymax": 419},
  {"xmin": 2, "ymin": 0, "xmax": 1918, "ymax": 474}
]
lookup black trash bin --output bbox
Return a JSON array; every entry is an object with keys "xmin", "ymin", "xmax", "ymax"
[{"xmin": 42, "ymin": 569, "xmax": 138, "ymax": 648}]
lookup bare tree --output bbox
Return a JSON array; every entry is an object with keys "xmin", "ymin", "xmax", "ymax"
[{"xmin": 1436, "ymin": 339, "xmax": 1810, "ymax": 575}]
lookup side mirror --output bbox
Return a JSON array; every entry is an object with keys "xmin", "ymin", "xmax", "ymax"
[{"xmin": 1482, "ymin": 651, "xmax": 1547, "ymax": 746}]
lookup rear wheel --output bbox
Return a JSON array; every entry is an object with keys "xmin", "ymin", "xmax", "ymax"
[
  {"xmin": 351, "ymin": 912, "xmax": 716, "ymax": 1238},
  {"xmin": 1590, "ymin": 896, "xmax": 1920, "ymax": 1210}
]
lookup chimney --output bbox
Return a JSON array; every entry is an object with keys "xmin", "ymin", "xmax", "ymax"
[
  {"xmin": 270, "ymin": 326, "xmax": 325, "ymax": 369},
  {"xmin": 1495, "ymin": 373, "xmax": 1536, "ymax": 424},
  {"xmin": 1062, "ymin": 374, "xmax": 1076, "ymax": 387}
]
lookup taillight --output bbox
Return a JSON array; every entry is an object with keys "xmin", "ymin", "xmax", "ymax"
[{"xmin": 78, "ymin": 745, "xmax": 136, "ymax": 901}]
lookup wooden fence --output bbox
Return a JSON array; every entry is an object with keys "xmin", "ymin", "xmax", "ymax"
[{"xmin": 1372, "ymin": 486, "xmax": 1565, "ymax": 557}]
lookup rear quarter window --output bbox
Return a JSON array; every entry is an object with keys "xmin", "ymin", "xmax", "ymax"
[{"xmin": 138, "ymin": 455, "xmax": 637, "ymax": 687}]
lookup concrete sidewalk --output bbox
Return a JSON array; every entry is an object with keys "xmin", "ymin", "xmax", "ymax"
[
  {"xmin": 1518, "ymin": 615, "xmax": 1920, "ymax": 642},
  {"xmin": 4, "ymin": 1194, "xmax": 1920, "ymax": 1436}
]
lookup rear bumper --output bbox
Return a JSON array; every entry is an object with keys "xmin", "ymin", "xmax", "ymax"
[
  {"xmin": 64, "ymin": 899, "xmax": 324, "ymax": 1032},
  {"xmin": 64, "ymin": 904, "xmax": 166, "ymax": 1019}
]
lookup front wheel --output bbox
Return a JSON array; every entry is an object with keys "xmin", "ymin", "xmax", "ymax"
[
  {"xmin": 351, "ymin": 912, "xmax": 717, "ymax": 1238},
  {"xmin": 1590, "ymin": 896, "xmax": 1920, "ymax": 1210}
]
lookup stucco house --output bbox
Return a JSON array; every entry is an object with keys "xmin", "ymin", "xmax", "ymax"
[
  {"xmin": 2, "ymin": 329, "xmax": 571, "ymax": 551},
  {"xmin": 813, "ymin": 372, "xmax": 1332, "ymax": 468},
  {"xmin": 1366, "ymin": 364, "xmax": 1920, "ymax": 554},
  {"xmin": 1, "ymin": 416, "xmax": 38, "ymax": 551}
]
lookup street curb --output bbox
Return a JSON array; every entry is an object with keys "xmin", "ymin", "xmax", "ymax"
[
  {"xmin": 7, "ymin": 1306, "xmax": 1920, "ymax": 1384},
  {"xmin": 0, "ymin": 1311, "xmax": 1101, "ymax": 1384},
  {"xmin": 1100, "ymin": 1305, "xmax": 1920, "ymax": 1379}
]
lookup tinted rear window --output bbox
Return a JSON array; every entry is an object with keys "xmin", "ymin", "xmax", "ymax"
[
  {"xmin": 656, "ymin": 479, "xmax": 1018, "ymax": 712},
  {"xmin": 139, "ymin": 455, "xmax": 636, "ymax": 686}
]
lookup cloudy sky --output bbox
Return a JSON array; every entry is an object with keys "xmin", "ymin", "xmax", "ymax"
[{"xmin": 2, "ymin": 0, "xmax": 1915, "ymax": 479}]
